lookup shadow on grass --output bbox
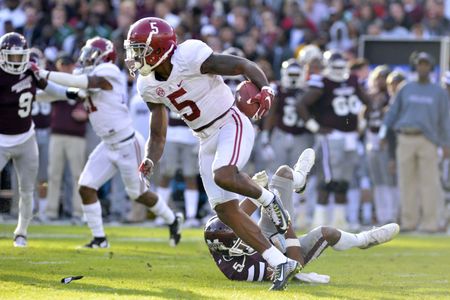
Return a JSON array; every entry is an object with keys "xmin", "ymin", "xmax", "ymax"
[{"xmin": 1, "ymin": 273, "xmax": 224, "ymax": 300}]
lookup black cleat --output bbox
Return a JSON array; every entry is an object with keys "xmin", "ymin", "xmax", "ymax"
[
  {"xmin": 84, "ymin": 237, "xmax": 109, "ymax": 248},
  {"xmin": 269, "ymin": 259, "xmax": 302, "ymax": 291},
  {"xmin": 169, "ymin": 212, "xmax": 184, "ymax": 247},
  {"xmin": 263, "ymin": 191, "xmax": 290, "ymax": 234}
]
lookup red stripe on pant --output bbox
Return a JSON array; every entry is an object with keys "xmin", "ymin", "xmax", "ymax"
[{"xmin": 229, "ymin": 110, "xmax": 243, "ymax": 166}]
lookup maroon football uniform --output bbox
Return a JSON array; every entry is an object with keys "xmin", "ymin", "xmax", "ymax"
[
  {"xmin": 274, "ymin": 87, "xmax": 308, "ymax": 134},
  {"xmin": 0, "ymin": 68, "xmax": 39, "ymax": 135},
  {"xmin": 210, "ymin": 251, "xmax": 269, "ymax": 281},
  {"xmin": 310, "ymin": 74, "xmax": 362, "ymax": 132}
]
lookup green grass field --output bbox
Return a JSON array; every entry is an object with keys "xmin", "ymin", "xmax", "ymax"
[{"xmin": 1, "ymin": 224, "xmax": 449, "ymax": 300}]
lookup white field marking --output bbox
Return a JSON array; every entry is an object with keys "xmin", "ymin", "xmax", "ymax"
[
  {"xmin": 29, "ymin": 261, "xmax": 70, "ymax": 265},
  {"xmin": 0, "ymin": 233, "xmax": 203, "ymax": 243}
]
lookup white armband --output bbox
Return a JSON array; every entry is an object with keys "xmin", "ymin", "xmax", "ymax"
[
  {"xmin": 42, "ymin": 70, "xmax": 89, "ymax": 89},
  {"xmin": 305, "ymin": 119, "xmax": 320, "ymax": 133},
  {"xmin": 285, "ymin": 238, "xmax": 301, "ymax": 248}
]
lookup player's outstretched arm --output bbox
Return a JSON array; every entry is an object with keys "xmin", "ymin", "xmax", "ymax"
[
  {"xmin": 145, "ymin": 103, "xmax": 168, "ymax": 164},
  {"xmin": 36, "ymin": 82, "xmax": 87, "ymax": 103},
  {"xmin": 39, "ymin": 69, "xmax": 112, "ymax": 90}
]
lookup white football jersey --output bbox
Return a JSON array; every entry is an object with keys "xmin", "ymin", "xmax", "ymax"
[
  {"xmin": 86, "ymin": 63, "xmax": 133, "ymax": 143},
  {"xmin": 137, "ymin": 40, "xmax": 235, "ymax": 130}
]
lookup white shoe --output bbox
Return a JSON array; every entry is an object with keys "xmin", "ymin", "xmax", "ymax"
[
  {"xmin": 13, "ymin": 235, "xmax": 27, "ymax": 247},
  {"xmin": 293, "ymin": 148, "xmax": 315, "ymax": 193},
  {"xmin": 360, "ymin": 223, "xmax": 400, "ymax": 249}
]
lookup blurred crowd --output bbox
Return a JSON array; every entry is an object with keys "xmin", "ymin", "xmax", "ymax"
[{"xmin": 1, "ymin": 0, "xmax": 450, "ymax": 232}]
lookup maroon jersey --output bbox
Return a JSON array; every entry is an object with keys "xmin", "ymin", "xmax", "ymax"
[
  {"xmin": 0, "ymin": 69, "xmax": 38, "ymax": 135},
  {"xmin": 275, "ymin": 87, "xmax": 308, "ymax": 134},
  {"xmin": 310, "ymin": 74, "xmax": 362, "ymax": 132},
  {"xmin": 51, "ymin": 100, "xmax": 87, "ymax": 137},
  {"xmin": 32, "ymin": 102, "xmax": 52, "ymax": 129},
  {"xmin": 210, "ymin": 251, "xmax": 269, "ymax": 281},
  {"xmin": 168, "ymin": 109, "xmax": 188, "ymax": 127}
]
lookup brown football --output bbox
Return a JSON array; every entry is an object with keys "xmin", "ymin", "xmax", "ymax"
[{"xmin": 235, "ymin": 81, "xmax": 260, "ymax": 118}]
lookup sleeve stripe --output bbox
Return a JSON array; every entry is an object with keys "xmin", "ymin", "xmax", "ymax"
[
  {"xmin": 247, "ymin": 265, "xmax": 255, "ymax": 281},
  {"xmin": 257, "ymin": 262, "xmax": 266, "ymax": 282}
]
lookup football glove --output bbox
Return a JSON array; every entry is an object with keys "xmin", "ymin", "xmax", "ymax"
[
  {"xmin": 139, "ymin": 158, "xmax": 154, "ymax": 187},
  {"xmin": 249, "ymin": 86, "xmax": 275, "ymax": 120},
  {"xmin": 252, "ymin": 170, "xmax": 268, "ymax": 188},
  {"xmin": 66, "ymin": 87, "xmax": 88, "ymax": 101}
]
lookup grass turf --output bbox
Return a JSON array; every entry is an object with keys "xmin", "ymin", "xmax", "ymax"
[{"xmin": 1, "ymin": 224, "xmax": 449, "ymax": 299}]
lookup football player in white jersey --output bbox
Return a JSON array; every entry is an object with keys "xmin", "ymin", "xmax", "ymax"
[
  {"xmin": 38, "ymin": 37, "xmax": 183, "ymax": 248},
  {"xmin": 124, "ymin": 17, "xmax": 308, "ymax": 290}
]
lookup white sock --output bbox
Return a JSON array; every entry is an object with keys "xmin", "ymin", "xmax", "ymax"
[
  {"xmin": 38, "ymin": 198, "xmax": 47, "ymax": 216},
  {"xmin": 157, "ymin": 186, "xmax": 172, "ymax": 203},
  {"xmin": 150, "ymin": 198, "xmax": 175, "ymax": 224},
  {"xmin": 312, "ymin": 204, "xmax": 327, "ymax": 227},
  {"xmin": 256, "ymin": 188, "xmax": 274, "ymax": 207},
  {"xmin": 292, "ymin": 170, "xmax": 306, "ymax": 191},
  {"xmin": 332, "ymin": 204, "xmax": 347, "ymax": 228},
  {"xmin": 346, "ymin": 189, "xmax": 360, "ymax": 225},
  {"xmin": 14, "ymin": 192, "xmax": 33, "ymax": 236},
  {"xmin": 82, "ymin": 202, "xmax": 105, "ymax": 238},
  {"xmin": 262, "ymin": 245, "xmax": 288, "ymax": 267},
  {"xmin": 362, "ymin": 202, "xmax": 372, "ymax": 224},
  {"xmin": 184, "ymin": 189, "xmax": 199, "ymax": 219},
  {"xmin": 332, "ymin": 230, "xmax": 366, "ymax": 251}
]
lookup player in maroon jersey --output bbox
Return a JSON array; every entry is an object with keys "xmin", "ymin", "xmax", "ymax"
[
  {"xmin": 0, "ymin": 32, "xmax": 85, "ymax": 247},
  {"xmin": 297, "ymin": 50, "xmax": 370, "ymax": 229}
]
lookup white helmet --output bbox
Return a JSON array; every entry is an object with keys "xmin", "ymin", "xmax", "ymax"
[
  {"xmin": 280, "ymin": 58, "xmax": 304, "ymax": 89},
  {"xmin": 297, "ymin": 44, "xmax": 322, "ymax": 66},
  {"xmin": 323, "ymin": 50, "xmax": 349, "ymax": 82}
]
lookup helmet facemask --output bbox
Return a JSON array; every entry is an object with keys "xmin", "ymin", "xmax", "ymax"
[
  {"xmin": 78, "ymin": 43, "xmax": 112, "ymax": 74},
  {"xmin": 0, "ymin": 47, "xmax": 30, "ymax": 75},
  {"xmin": 324, "ymin": 58, "xmax": 349, "ymax": 82}
]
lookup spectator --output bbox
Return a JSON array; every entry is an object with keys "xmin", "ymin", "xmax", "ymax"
[
  {"xmin": 45, "ymin": 54, "xmax": 88, "ymax": 223},
  {"xmin": 16, "ymin": 4, "xmax": 43, "ymax": 47},
  {"xmin": 380, "ymin": 52, "xmax": 450, "ymax": 232},
  {"xmin": 0, "ymin": 0, "xmax": 26, "ymax": 36}
]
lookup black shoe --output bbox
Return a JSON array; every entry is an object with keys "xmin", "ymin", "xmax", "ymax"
[
  {"xmin": 84, "ymin": 237, "xmax": 109, "ymax": 248},
  {"xmin": 169, "ymin": 212, "xmax": 184, "ymax": 247},
  {"xmin": 269, "ymin": 259, "xmax": 301, "ymax": 291},
  {"xmin": 263, "ymin": 191, "xmax": 290, "ymax": 234}
]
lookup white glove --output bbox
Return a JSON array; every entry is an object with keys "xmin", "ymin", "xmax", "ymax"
[
  {"xmin": 295, "ymin": 272, "xmax": 330, "ymax": 284},
  {"xmin": 252, "ymin": 170, "xmax": 268, "ymax": 188}
]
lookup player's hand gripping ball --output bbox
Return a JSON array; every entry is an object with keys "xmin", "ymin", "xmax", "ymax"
[{"xmin": 236, "ymin": 81, "xmax": 274, "ymax": 120}]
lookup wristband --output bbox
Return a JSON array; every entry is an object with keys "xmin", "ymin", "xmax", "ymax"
[
  {"xmin": 286, "ymin": 238, "xmax": 301, "ymax": 248},
  {"xmin": 305, "ymin": 118, "xmax": 320, "ymax": 133}
]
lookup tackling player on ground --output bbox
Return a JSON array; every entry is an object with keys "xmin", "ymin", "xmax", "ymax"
[
  {"xmin": 37, "ymin": 37, "xmax": 183, "ymax": 248},
  {"xmin": 205, "ymin": 148, "xmax": 400, "ymax": 283},
  {"xmin": 124, "ymin": 17, "xmax": 301, "ymax": 290}
]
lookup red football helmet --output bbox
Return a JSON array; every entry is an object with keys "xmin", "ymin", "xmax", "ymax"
[
  {"xmin": 78, "ymin": 36, "xmax": 116, "ymax": 72},
  {"xmin": 204, "ymin": 216, "xmax": 256, "ymax": 257},
  {"xmin": 124, "ymin": 17, "xmax": 177, "ymax": 77},
  {"xmin": 0, "ymin": 32, "xmax": 29, "ymax": 75}
]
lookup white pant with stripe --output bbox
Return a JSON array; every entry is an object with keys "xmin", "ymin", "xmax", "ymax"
[
  {"xmin": 196, "ymin": 107, "xmax": 255, "ymax": 209},
  {"xmin": 78, "ymin": 131, "xmax": 147, "ymax": 200}
]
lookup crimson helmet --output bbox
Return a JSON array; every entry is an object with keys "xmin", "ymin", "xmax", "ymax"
[
  {"xmin": 280, "ymin": 58, "xmax": 304, "ymax": 89},
  {"xmin": 124, "ymin": 17, "xmax": 177, "ymax": 77},
  {"xmin": 323, "ymin": 50, "xmax": 349, "ymax": 82},
  {"xmin": 79, "ymin": 37, "xmax": 116, "ymax": 72},
  {"xmin": 204, "ymin": 216, "xmax": 255, "ymax": 257},
  {"xmin": 297, "ymin": 44, "xmax": 322, "ymax": 66},
  {"xmin": 0, "ymin": 32, "xmax": 30, "ymax": 75},
  {"xmin": 29, "ymin": 47, "xmax": 46, "ymax": 69}
]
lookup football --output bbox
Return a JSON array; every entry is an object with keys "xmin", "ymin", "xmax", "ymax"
[{"xmin": 235, "ymin": 81, "xmax": 260, "ymax": 118}]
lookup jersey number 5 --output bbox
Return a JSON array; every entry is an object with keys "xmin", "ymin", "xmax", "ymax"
[
  {"xmin": 18, "ymin": 92, "xmax": 33, "ymax": 118},
  {"xmin": 167, "ymin": 88, "xmax": 201, "ymax": 121}
]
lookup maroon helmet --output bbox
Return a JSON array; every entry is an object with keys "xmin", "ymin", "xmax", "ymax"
[
  {"xmin": 204, "ymin": 216, "xmax": 255, "ymax": 257},
  {"xmin": 79, "ymin": 36, "xmax": 116, "ymax": 71},
  {"xmin": 124, "ymin": 17, "xmax": 177, "ymax": 76},
  {"xmin": 0, "ymin": 32, "xmax": 29, "ymax": 75}
]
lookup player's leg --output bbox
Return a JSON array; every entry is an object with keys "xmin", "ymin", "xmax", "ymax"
[
  {"xmin": 45, "ymin": 134, "xmax": 65, "ymax": 220},
  {"xmin": 35, "ymin": 128, "xmax": 50, "ymax": 221},
  {"xmin": 119, "ymin": 134, "xmax": 182, "ymax": 246},
  {"xmin": 11, "ymin": 136, "xmax": 39, "ymax": 247},
  {"xmin": 311, "ymin": 136, "xmax": 331, "ymax": 228},
  {"xmin": 66, "ymin": 136, "xmax": 86, "ymax": 220},
  {"xmin": 213, "ymin": 108, "xmax": 289, "ymax": 234},
  {"xmin": 181, "ymin": 142, "xmax": 200, "ymax": 227},
  {"xmin": 78, "ymin": 142, "xmax": 116, "ymax": 248}
]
